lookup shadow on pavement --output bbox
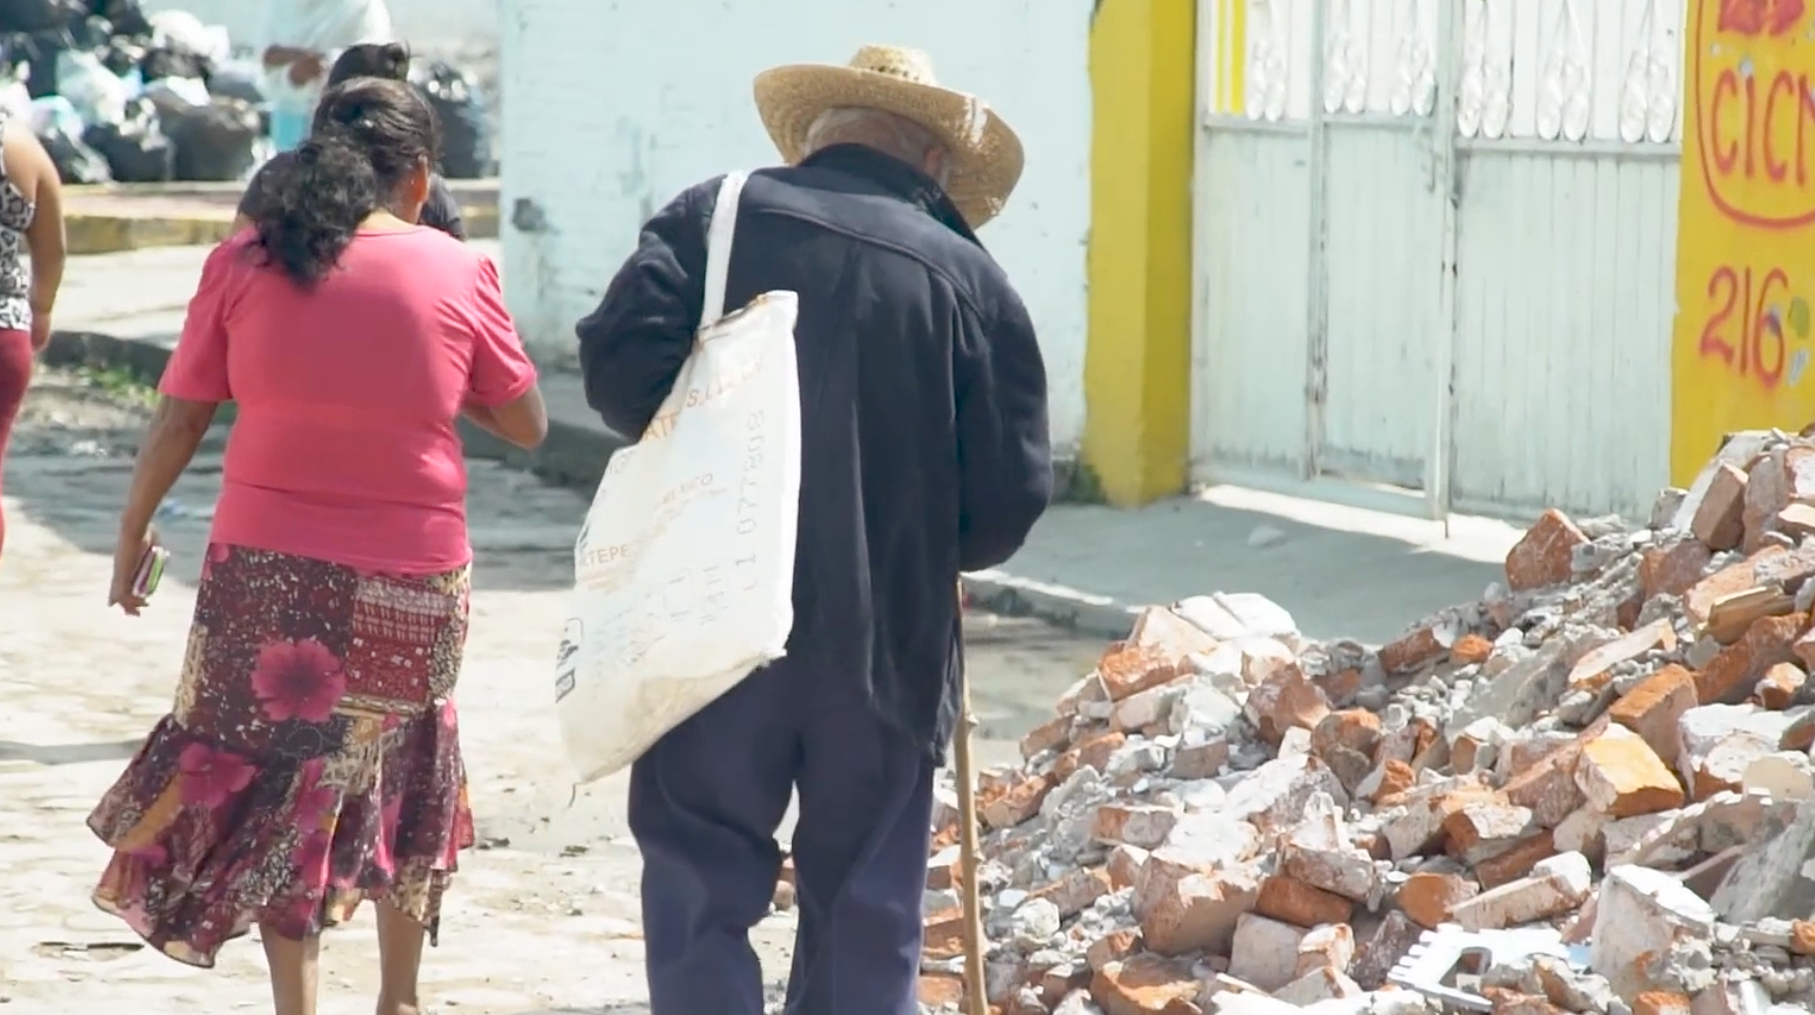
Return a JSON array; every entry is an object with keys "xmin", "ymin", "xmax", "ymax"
[{"xmin": 0, "ymin": 737, "xmax": 143, "ymax": 765}]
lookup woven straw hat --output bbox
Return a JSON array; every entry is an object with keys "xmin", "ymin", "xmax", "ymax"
[{"xmin": 753, "ymin": 44, "xmax": 1025, "ymax": 228}]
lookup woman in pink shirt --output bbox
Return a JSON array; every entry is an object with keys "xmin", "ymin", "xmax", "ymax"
[{"xmin": 86, "ymin": 77, "xmax": 546, "ymax": 1015}]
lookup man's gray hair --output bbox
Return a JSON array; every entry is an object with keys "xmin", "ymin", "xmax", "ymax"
[{"xmin": 804, "ymin": 106, "xmax": 950, "ymax": 185}]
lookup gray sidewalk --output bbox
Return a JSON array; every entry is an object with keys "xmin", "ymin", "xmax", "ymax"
[{"xmin": 46, "ymin": 245, "xmax": 1530, "ymax": 646}]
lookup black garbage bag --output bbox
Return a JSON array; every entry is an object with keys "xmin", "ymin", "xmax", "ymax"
[
  {"xmin": 84, "ymin": 96, "xmax": 172, "ymax": 182},
  {"xmin": 4, "ymin": 27, "xmax": 68, "ymax": 96},
  {"xmin": 411, "ymin": 60, "xmax": 490, "ymax": 179},
  {"xmin": 0, "ymin": 0, "xmax": 81, "ymax": 34},
  {"xmin": 40, "ymin": 122, "xmax": 110, "ymax": 183},
  {"xmin": 87, "ymin": 0, "xmax": 147, "ymax": 38},
  {"xmin": 96, "ymin": 36, "xmax": 142, "ymax": 76},
  {"xmin": 159, "ymin": 96, "xmax": 259, "ymax": 182},
  {"xmin": 140, "ymin": 45, "xmax": 209, "ymax": 85},
  {"xmin": 204, "ymin": 62, "xmax": 262, "ymax": 104}
]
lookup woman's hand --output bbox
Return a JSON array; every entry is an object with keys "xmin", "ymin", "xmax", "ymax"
[
  {"xmin": 108, "ymin": 524, "xmax": 158, "ymax": 616},
  {"xmin": 287, "ymin": 52, "xmax": 326, "ymax": 87},
  {"xmin": 29, "ymin": 309, "xmax": 49, "ymax": 353}
]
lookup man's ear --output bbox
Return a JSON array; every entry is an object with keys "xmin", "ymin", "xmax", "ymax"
[{"xmin": 924, "ymin": 148, "xmax": 951, "ymax": 186}]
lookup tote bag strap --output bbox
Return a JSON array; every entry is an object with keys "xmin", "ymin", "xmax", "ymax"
[{"xmin": 699, "ymin": 170, "xmax": 749, "ymax": 330}]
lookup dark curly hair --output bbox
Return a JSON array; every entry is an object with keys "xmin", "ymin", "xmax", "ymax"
[
  {"xmin": 326, "ymin": 41, "xmax": 412, "ymax": 87},
  {"xmin": 251, "ymin": 76, "xmax": 441, "ymax": 287}
]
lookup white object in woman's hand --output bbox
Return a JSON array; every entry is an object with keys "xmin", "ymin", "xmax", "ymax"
[{"xmin": 107, "ymin": 525, "xmax": 158, "ymax": 616}]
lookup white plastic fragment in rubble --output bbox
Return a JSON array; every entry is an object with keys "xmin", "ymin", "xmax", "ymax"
[{"xmin": 1174, "ymin": 592, "xmax": 1299, "ymax": 643}]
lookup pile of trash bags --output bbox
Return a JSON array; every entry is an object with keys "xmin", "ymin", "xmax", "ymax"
[{"xmin": 0, "ymin": 0, "xmax": 494, "ymax": 185}]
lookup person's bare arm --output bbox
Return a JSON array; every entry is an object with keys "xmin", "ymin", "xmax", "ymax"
[
  {"xmin": 10, "ymin": 128, "xmax": 64, "ymax": 351},
  {"xmin": 110, "ymin": 397, "xmax": 217, "ymax": 613},
  {"xmin": 464, "ymin": 388, "xmax": 548, "ymax": 450},
  {"xmin": 461, "ymin": 255, "xmax": 547, "ymax": 450},
  {"xmin": 26, "ymin": 159, "xmax": 64, "ymax": 322},
  {"xmin": 262, "ymin": 44, "xmax": 313, "ymax": 68},
  {"xmin": 120, "ymin": 397, "xmax": 217, "ymax": 538}
]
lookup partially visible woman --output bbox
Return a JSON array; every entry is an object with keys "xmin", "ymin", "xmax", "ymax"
[
  {"xmin": 0, "ymin": 110, "xmax": 66, "ymax": 565},
  {"xmin": 86, "ymin": 77, "xmax": 546, "ymax": 1015},
  {"xmin": 260, "ymin": 0, "xmax": 394, "ymax": 152},
  {"xmin": 235, "ymin": 42, "xmax": 466, "ymax": 240}
]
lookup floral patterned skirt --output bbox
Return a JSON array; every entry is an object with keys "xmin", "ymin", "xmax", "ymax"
[{"xmin": 87, "ymin": 543, "xmax": 475, "ymax": 968}]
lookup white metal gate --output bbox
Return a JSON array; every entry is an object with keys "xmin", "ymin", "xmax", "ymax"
[{"xmin": 1192, "ymin": 0, "xmax": 1680, "ymax": 521}]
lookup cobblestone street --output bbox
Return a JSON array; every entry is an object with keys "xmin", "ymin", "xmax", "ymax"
[{"xmin": 0, "ymin": 368, "xmax": 1102, "ymax": 1013}]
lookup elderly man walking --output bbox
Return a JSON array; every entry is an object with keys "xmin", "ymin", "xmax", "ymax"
[{"xmin": 576, "ymin": 44, "xmax": 1052, "ymax": 1015}]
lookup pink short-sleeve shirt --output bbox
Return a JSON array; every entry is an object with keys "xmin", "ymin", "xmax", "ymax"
[{"xmin": 160, "ymin": 227, "xmax": 538, "ymax": 574}]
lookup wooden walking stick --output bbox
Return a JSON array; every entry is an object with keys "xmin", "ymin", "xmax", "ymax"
[{"xmin": 953, "ymin": 581, "xmax": 989, "ymax": 1015}]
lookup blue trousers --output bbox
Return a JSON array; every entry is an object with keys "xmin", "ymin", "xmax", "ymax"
[
  {"xmin": 629, "ymin": 656, "xmax": 934, "ymax": 1015},
  {"xmin": 269, "ymin": 107, "xmax": 311, "ymax": 153}
]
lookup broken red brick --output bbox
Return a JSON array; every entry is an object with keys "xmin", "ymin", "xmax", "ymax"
[
  {"xmin": 1255, "ymin": 875, "xmax": 1352, "ymax": 928},
  {"xmin": 918, "ymin": 973, "xmax": 967, "ymax": 1008},
  {"xmin": 1632, "ymin": 993, "xmax": 1692, "ymax": 1015},
  {"xmin": 1314, "ymin": 666, "xmax": 1365, "ymax": 708},
  {"xmin": 1794, "ymin": 626, "xmax": 1815, "ymax": 677},
  {"xmin": 1443, "ymin": 801, "xmax": 1538, "ymax": 864},
  {"xmin": 1368, "ymin": 759, "xmax": 1418, "ymax": 805},
  {"xmin": 1791, "ymin": 920, "xmax": 1815, "ymax": 957},
  {"xmin": 1106, "ymin": 845, "xmax": 1147, "ymax": 891},
  {"xmin": 1566, "ymin": 620, "xmax": 1675, "ymax": 692},
  {"xmin": 1778, "ymin": 502, "xmax": 1815, "ymax": 540},
  {"xmin": 1505, "ymin": 509, "xmax": 1588, "ymax": 591},
  {"xmin": 1607, "ymin": 664, "xmax": 1697, "ymax": 767},
  {"xmin": 1093, "ymin": 804, "xmax": 1179, "ymax": 849},
  {"xmin": 1473, "ymin": 831, "xmax": 1559, "ymax": 890},
  {"xmin": 1502, "ymin": 748, "xmax": 1586, "ymax": 830},
  {"xmin": 1055, "ymin": 731, "xmax": 1128, "ymax": 782},
  {"xmin": 1692, "ymin": 462, "xmax": 1748, "ymax": 550},
  {"xmin": 1087, "ymin": 927, "xmax": 1144, "ymax": 971},
  {"xmin": 1137, "ymin": 858, "xmax": 1259, "ymax": 956},
  {"xmin": 1490, "ymin": 991, "xmax": 1569, "ymax": 1015},
  {"xmin": 1096, "ymin": 643, "xmax": 1186, "ymax": 703},
  {"xmin": 1744, "ymin": 448, "xmax": 1797, "ymax": 552},
  {"xmin": 980, "ymin": 773, "xmax": 1055, "ymax": 830},
  {"xmin": 1172, "ymin": 739, "xmax": 1230, "ymax": 779},
  {"xmin": 1639, "ymin": 540, "xmax": 1714, "ymax": 601},
  {"xmin": 1311, "ymin": 709, "xmax": 1383, "ymax": 759},
  {"xmin": 1450, "ymin": 632, "xmax": 1494, "ymax": 665},
  {"xmin": 1575, "ymin": 729, "xmax": 1685, "ymax": 819},
  {"xmin": 1758, "ymin": 661, "xmax": 1809, "ymax": 710},
  {"xmin": 1244, "ymin": 667, "xmax": 1331, "ymax": 746},
  {"xmin": 1396, "ymin": 871, "xmax": 1480, "ymax": 929},
  {"xmin": 1090, "ymin": 955, "xmax": 1203, "ymax": 1015},
  {"xmin": 1379, "ymin": 625, "xmax": 1447, "ymax": 675},
  {"xmin": 1687, "ymin": 546, "xmax": 1815, "ymax": 626},
  {"xmin": 1020, "ymin": 715, "xmax": 1073, "ymax": 759},
  {"xmin": 1697, "ymin": 612, "xmax": 1807, "ymax": 705},
  {"xmin": 1033, "ymin": 866, "xmax": 1114, "ymax": 919},
  {"xmin": 922, "ymin": 909, "xmax": 968, "ymax": 961}
]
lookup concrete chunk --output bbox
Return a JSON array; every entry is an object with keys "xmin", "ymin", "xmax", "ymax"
[
  {"xmin": 1228, "ymin": 913, "xmax": 1309, "ymax": 991},
  {"xmin": 1590, "ymin": 865, "xmax": 1716, "ymax": 1002},
  {"xmin": 1710, "ymin": 798, "xmax": 1815, "ymax": 924},
  {"xmin": 1449, "ymin": 851, "xmax": 1592, "ymax": 931}
]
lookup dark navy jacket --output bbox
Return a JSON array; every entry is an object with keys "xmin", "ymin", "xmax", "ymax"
[{"xmin": 575, "ymin": 144, "xmax": 1052, "ymax": 760}]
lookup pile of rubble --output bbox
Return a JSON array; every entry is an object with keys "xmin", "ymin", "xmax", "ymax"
[{"xmin": 918, "ymin": 429, "xmax": 1815, "ymax": 1015}]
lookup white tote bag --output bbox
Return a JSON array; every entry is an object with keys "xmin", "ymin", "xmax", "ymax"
[{"xmin": 555, "ymin": 171, "xmax": 802, "ymax": 784}]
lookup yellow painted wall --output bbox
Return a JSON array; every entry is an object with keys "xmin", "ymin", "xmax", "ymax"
[
  {"xmin": 1081, "ymin": 0, "xmax": 1198, "ymax": 506},
  {"xmin": 1671, "ymin": 1, "xmax": 1815, "ymax": 483}
]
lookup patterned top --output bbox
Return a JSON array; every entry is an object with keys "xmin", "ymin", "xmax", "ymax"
[{"xmin": 0, "ymin": 115, "xmax": 36, "ymax": 332}]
